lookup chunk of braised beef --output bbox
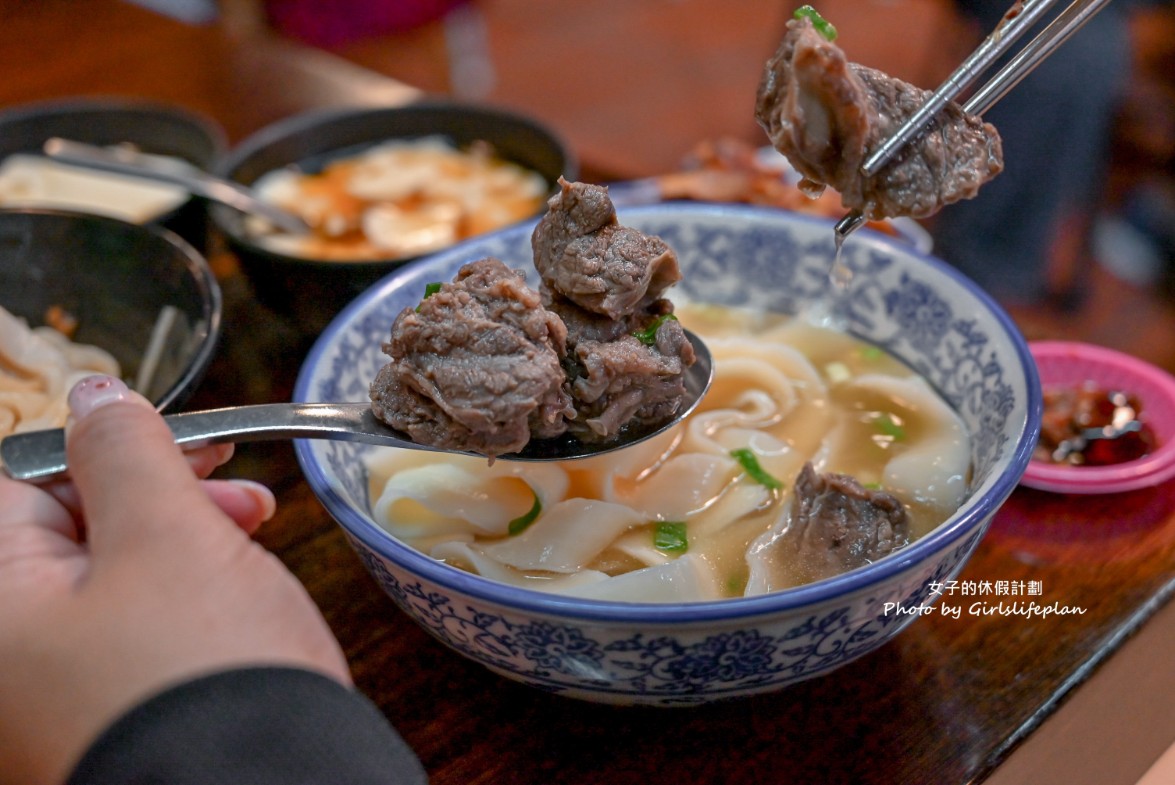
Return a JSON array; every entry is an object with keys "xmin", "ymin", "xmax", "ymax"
[
  {"xmin": 532, "ymin": 177, "xmax": 683, "ymax": 319},
  {"xmin": 782, "ymin": 463, "xmax": 910, "ymax": 583},
  {"xmin": 755, "ymin": 16, "xmax": 1003, "ymax": 219},
  {"xmin": 369, "ymin": 257, "xmax": 573, "ymax": 458},
  {"xmin": 562, "ymin": 309, "xmax": 696, "ymax": 440},
  {"xmin": 544, "ymin": 289, "xmax": 678, "ymax": 345},
  {"xmin": 531, "ymin": 180, "xmax": 695, "ymax": 441},
  {"xmin": 372, "ymin": 181, "xmax": 696, "ymax": 458}
]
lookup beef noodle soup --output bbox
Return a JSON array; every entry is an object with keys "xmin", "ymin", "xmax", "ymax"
[{"xmin": 365, "ymin": 302, "xmax": 971, "ymax": 603}]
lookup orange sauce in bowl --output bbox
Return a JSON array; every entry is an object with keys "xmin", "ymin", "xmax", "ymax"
[{"xmin": 249, "ymin": 138, "xmax": 549, "ymax": 261}]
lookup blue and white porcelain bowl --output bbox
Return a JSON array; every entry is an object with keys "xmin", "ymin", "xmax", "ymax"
[{"xmin": 294, "ymin": 203, "xmax": 1041, "ymax": 706}]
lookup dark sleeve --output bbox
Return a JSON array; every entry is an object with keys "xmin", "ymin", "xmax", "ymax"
[{"xmin": 66, "ymin": 667, "xmax": 428, "ymax": 785}]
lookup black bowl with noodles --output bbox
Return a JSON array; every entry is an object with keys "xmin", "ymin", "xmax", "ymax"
[
  {"xmin": 0, "ymin": 208, "xmax": 222, "ymax": 413},
  {"xmin": 0, "ymin": 97, "xmax": 227, "ymax": 253},
  {"xmin": 209, "ymin": 101, "xmax": 577, "ymax": 336}
]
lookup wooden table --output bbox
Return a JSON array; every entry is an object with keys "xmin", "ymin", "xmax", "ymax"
[{"xmin": 4, "ymin": 3, "xmax": 1172, "ymax": 783}]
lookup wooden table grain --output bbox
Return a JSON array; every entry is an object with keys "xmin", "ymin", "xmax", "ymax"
[{"xmin": 4, "ymin": 3, "xmax": 1172, "ymax": 783}]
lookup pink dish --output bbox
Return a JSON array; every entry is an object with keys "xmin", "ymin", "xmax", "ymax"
[{"xmin": 1022, "ymin": 341, "xmax": 1175, "ymax": 494}]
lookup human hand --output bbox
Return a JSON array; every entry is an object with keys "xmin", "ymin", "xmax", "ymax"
[{"xmin": 0, "ymin": 375, "xmax": 351, "ymax": 785}]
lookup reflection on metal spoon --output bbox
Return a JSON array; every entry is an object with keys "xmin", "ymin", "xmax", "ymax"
[{"xmin": 0, "ymin": 332, "xmax": 714, "ymax": 482}]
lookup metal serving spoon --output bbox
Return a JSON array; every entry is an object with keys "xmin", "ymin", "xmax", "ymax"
[
  {"xmin": 41, "ymin": 137, "xmax": 310, "ymax": 234},
  {"xmin": 0, "ymin": 333, "xmax": 714, "ymax": 483}
]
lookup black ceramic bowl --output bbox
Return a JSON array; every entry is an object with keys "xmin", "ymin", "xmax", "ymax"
[
  {"xmin": 0, "ymin": 208, "xmax": 222, "ymax": 412},
  {"xmin": 210, "ymin": 101, "xmax": 577, "ymax": 334},
  {"xmin": 0, "ymin": 97, "xmax": 227, "ymax": 252}
]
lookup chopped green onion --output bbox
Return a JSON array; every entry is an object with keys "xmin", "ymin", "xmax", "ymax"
[
  {"xmin": 860, "ymin": 345, "xmax": 884, "ymax": 361},
  {"xmin": 874, "ymin": 413, "xmax": 907, "ymax": 441},
  {"xmin": 724, "ymin": 568, "xmax": 749, "ymax": 597},
  {"xmin": 730, "ymin": 448, "xmax": 784, "ymax": 490},
  {"xmin": 631, "ymin": 313, "xmax": 678, "ymax": 346},
  {"xmin": 507, "ymin": 490, "xmax": 542, "ymax": 535},
  {"xmin": 794, "ymin": 5, "xmax": 837, "ymax": 41},
  {"xmin": 654, "ymin": 521, "xmax": 689, "ymax": 553},
  {"xmin": 416, "ymin": 281, "xmax": 444, "ymax": 312}
]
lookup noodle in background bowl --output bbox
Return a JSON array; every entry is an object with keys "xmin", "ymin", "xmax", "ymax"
[
  {"xmin": 0, "ymin": 208, "xmax": 222, "ymax": 415},
  {"xmin": 294, "ymin": 203, "xmax": 1041, "ymax": 706},
  {"xmin": 211, "ymin": 101, "xmax": 575, "ymax": 335},
  {"xmin": 0, "ymin": 97, "xmax": 226, "ymax": 254}
]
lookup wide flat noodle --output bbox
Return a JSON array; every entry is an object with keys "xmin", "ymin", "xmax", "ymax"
[
  {"xmin": 679, "ymin": 337, "xmax": 832, "ymax": 489},
  {"xmin": 841, "ymin": 374, "xmax": 970, "ymax": 512},
  {"xmin": 430, "ymin": 539, "xmax": 717, "ymax": 604},
  {"xmin": 482, "ymin": 499, "xmax": 645, "ymax": 573},
  {"xmin": 556, "ymin": 553, "xmax": 719, "ymax": 603},
  {"xmin": 745, "ymin": 508, "xmax": 795, "ymax": 597},
  {"xmin": 367, "ymin": 450, "xmax": 569, "ymax": 539},
  {"xmin": 0, "ymin": 306, "xmax": 120, "ymax": 438},
  {"xmin": 602, "ymin": 452, "xmax": 738, "ymax": 520}
]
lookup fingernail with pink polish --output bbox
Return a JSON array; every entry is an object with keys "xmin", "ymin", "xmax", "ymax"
[
  {"xmin": 230, "ymin": 479, "xmax": 277, "ymax": 522},
  {"xmin": 68, "ymin": 375, "xmax": 133, "ymax": 420}
]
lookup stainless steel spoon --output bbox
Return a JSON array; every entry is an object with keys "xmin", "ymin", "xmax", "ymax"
[
  {"xmin": 0, "ymin": 333, "xmax": 713, "ymax": 482},
  {"xmin": 41, "ymin": 137, "xmax": 310, "ymax": 234}
]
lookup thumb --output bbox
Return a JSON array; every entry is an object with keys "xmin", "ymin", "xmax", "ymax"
[{"xmin": 65, "ymin": 375, "xmax": 231, "ymax": 556}]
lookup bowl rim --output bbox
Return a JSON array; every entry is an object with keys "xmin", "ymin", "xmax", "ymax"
[
  {"xmin": 0, "ymin": 96, "xmax": 228, "ymax": 162},
  {"xmin": 0, "ymin": 206, "xmax": 223, "ymax": 412},
  {"xmin": 208, "ymin": 99, "xmax": 578, "ymax": 267},
  {"xmin": 213, "ymin": 98, "xmax": 577, "ymax": 176},
  {"xmin": 1021, "ymin": 340, "xmax": 1175, "ymax": 493},
  {"xmin": 294, "ymin": 202, "xmax": 1041, "ymax": 623},
  {"xmin": 0, "ymin": 97, "xmax": 229, "ymax": 228}
]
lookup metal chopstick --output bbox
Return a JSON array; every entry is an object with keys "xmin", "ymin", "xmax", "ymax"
[
  {"xmin": 963, "ymin": 0, "xmax": 1116, "ymax": 115},
  {"xmin": 861, "ymin": 0, "xmax": 1065, "ymax": 179},
  {"xmin": 834, "ymin": 0, "xmax": 1115, "ymax": 239}
]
